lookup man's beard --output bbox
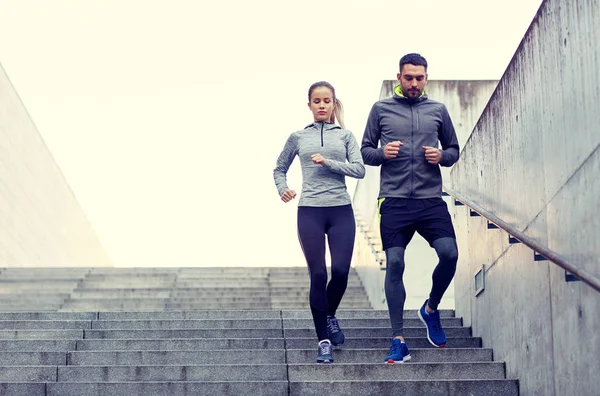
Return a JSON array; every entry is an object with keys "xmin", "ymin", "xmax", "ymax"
[{"xmin": 402, "ymin": 87, "xmax": 421, "ymax": 100}]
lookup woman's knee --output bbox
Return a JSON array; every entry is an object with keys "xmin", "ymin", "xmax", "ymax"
[
  {"xmin": 330, "ymin": 266, "xmax": 349, "ymax": 282},
  {"xmin": 309, "ymin": 268, "xmax": 328, "ymax": 287}
]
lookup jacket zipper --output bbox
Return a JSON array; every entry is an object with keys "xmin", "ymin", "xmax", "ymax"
[
  {"xmin": 410, "ymin": 105, "xmax": 415, "ymax": 198},
  {"xmin": 320, "ymin": 123, "xmax": 324, "ymax": 147}
]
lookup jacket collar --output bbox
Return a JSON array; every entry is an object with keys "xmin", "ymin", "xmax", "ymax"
[
  {"xmin": 304, "ymin": 121, "xmax": 342, "ymax": 130},
  {"xmin": 393, "ymin": 85, "xmax": 428, "ymax": 103}
]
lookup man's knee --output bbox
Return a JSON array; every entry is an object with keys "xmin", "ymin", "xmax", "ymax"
[
  {"xmin": 385, "ymin": 247, "xmax": 406, "ymax": 280},
  {"xmin": 433, "ymin": 238, "xmax": 458, "ymax": 263}
]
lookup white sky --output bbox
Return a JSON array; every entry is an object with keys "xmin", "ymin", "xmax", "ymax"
[{"xmin": 0, "ymin": 0, "xmax": 542, "ymax": 267}]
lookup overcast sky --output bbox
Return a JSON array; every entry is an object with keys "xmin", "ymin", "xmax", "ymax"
[{"xmin": 0, "ymin": 0, "xmax": 542, "ymax": 267}]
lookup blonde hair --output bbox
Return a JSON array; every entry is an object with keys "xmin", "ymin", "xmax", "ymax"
[{"xmin": 308, "ymin": 81, "xmax": 346, "ymax": 129}]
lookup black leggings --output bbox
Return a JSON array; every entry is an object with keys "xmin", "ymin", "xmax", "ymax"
[{"xmin": 297, "ymin": 205, "xmax": 356, "ymax": 341}]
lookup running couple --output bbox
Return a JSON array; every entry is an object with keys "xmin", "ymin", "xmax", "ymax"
[{"xmin": 273, "ymin": 53, "xmax": 460, "ymax": 364}]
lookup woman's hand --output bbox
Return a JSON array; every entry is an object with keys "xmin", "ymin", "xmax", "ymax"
[
  {"xmin": 311, "ymin": 153, "xmax": 326, "ymax": 166},
  {"xmin": 281, "ymin": 190, "xmax": 297, "ymax": 203}
]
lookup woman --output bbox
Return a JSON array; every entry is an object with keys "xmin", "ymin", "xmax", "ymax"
[{"xmin": 273, "ymin": 81, "xmax": 365, "ymax": 363}]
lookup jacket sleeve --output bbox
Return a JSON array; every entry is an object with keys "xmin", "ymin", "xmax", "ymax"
[
  {"xmin": 323, "ymin": 132, "xmax": 366, "ymax": 179},
  {"xmin": 438, "ymin": 104, "xmax": 460, "ymax": 167},
  {"xmin": 360, "ymin": 103, "xmax": 386, "ymax": 166},
  {"xmin": 273, "ymin": 133, "xmax": 298, "ymax": 196}
]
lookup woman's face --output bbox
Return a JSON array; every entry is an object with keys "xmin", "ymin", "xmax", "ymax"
[{"xmin": 308, "ymin": 86, "xmax": 334, "ymax": 123}]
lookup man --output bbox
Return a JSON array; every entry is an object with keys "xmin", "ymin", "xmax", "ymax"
[{"xmin": 360, "ymin": 53, "xmax": 460, "ymax": 364}]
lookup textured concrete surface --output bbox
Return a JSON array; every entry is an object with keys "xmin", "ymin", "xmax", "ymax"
[
  {"xmin": 46, "ymin": 382, "xmax": 289, "ymax": 396},
  {"xmin": 0, "ymin": 66, "xmax": 110, "ymax": 268},
  {"xmin": 290, "ymin": 380, "xmax": 518, "ymax": 396},
  {"xmin": 448, "ymin": 0, "xmax": 600, "ymax": 394}
]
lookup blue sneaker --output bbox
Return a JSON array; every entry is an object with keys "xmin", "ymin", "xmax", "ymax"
[
  {"xmin": 316, "ymin": 340, "xmax": 333, "ymax": 364},
  {"xmin": 327, "ymin": 315, "xmax": 345, "ymax": 346},
  {"xmin": 385, "ymin": 338, "xmax": 411, "ymax": 364},
  {"xmin": 418, "ymin": 300, "xmax": 447, "ymax": 347}
]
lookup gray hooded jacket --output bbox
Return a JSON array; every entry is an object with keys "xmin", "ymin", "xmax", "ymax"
[
  {"xmin": 274, "ymin": 122, "xmax": 365, "ymax": 207},
  {"xmin": 361, "ymin": 88, "xmax": 459, "ymax": 199}
]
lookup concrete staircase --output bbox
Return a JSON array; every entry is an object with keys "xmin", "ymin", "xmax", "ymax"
[
  {"xmin": 0, "ymin": 267, "xmax": 519, "ymax": 395},
  {"xmin": 0, "ymin": 267, "xmax": 371, "ymax": 312}
]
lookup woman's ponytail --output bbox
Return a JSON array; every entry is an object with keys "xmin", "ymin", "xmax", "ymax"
[{"xmin": 331, "ymin": 98, "xmax": 345, "ymax": 129}]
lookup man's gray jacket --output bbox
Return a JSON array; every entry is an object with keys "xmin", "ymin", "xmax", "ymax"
[{"xmin": 360, "ymin": 87, "xmax": 460, "ymax": 199}]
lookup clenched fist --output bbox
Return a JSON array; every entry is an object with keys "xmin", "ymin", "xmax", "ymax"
[
  {"xmin": 422, "ymin": 146, "xmax": 442, "ymax": 165},
  {"xmin": 384, "ymin": 141, "xmax": 404, "ymax": 159},
  {"xmin": 281, "ymin": 189, "xmax": 297, "ymax": 203},
  {"xmin": 311, "ymin": 153, "xmax": 326, "ymax": 166}
]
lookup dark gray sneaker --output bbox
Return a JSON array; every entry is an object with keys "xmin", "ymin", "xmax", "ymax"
[
  {"xmin": 316, "ymin": 340, "xmax": 333, "ymax": 364},
  {"xmin": 327, "ymin": 315, "xmax": 345, "ymax": 346}
]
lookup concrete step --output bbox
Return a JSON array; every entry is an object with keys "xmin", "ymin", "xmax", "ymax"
[
  {"xmin": 46, "ymin": 381, "xmax": 288, "ymax": 396},
  {"xmin": 0, "ymin": 330, "xmax": 83, "ymax": 340},
  {"xmin": 0, "ymin": 281, "xmax": 80, "ymax": 291},
  {"xmin": 95, "ymin": 310, "xmax": 411, "ymax": 320},
  {"xmin": 0, "ymin": 383, "xmax": 46, "ymax": 396},
  {"xmin": 0, "ymin": 380, "xmax": 519, "ymax": 396},
  {"xmin": 0, "ymin": 366, "xmax": 56, "ymax": 381},
  {"xmin": 76, "ymin": 338, "xmax": 286, "ymax": 351},
  {"xmin": 287, "ymin": 348, "xmax": 492, "ymax": 363},
  {"xmin": 273, "ymin": 302, "xmax": 372, "ymax": 309},
  {"xmin": 98, "ymin": 310, "xmax": 283, "ymax": 320},
  {"xmin": 84, "ymin": 329, "xmax": 284, "ymax": 339},
  {"xmin": 57, "ymin": 364, "xmax": 287, "ymax": 381},
  {"xmin": 84, "ymin": 317, "xmax": 460, "ymax": 330},
  {"xmin": 284, "ymin": 327, "xmax": 471, "ymax": 338},
  {"xmin": 282, "ymin": 318, "xmax": 462, "ymax": 327},
  {"xmin": 281, "ymin": 310, "xmax": 455, "ymax": 319},
  {"xmin": 0, "ymin": 321, "xmax": 91, "ymax": 330},
  {"xmin": 0, "ymin": 277, "xmax": 79, "ymax": 283},
  {"xmin": 167, "ymin": 297, "xmax": 273, "ymax": 303},
  {"xmin": 0, "ymin": 340, "xmax": 76, "ymax": 351},
  {"xmin": 163, "ymin": 304, "xmax": 272, "ymax": 310},
  {"xmin": 76, "ymin": 336, "xmax": 482, "ymax": 350},
  {"xmin": 0, "ymin": 305, "xmax": 65, "ymax": 312},
  {"xmin": 287, "ymin": 362, "xmax": 507, "ymax": 380},
  {"xmin": 0, "ymin": 312, "xmax": 96, "ymax": 320},
  {"xmin": 0, "ymin": 352, "xmax": 66, "ymax": 365},
  {"xmin": 285, "ymin": 337, "xmax": 482, "ymax": 349},
  {"xmin": 90, "ymin": 319, "xmax": 283, "ymax": 329},
  {"xmin": 289, "ymin": 380, "xmax": 519, "ymax": 396},
  {"xmin": 67, "ymin": 350, "xmax": 286, "ymax": 365}
]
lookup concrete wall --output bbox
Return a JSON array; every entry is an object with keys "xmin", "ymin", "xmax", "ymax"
[
  {"xmin": 353, "ymin": 79, "xmax": 497, "ymax": 309},
  {"xmin": 0, "ymin": 63, "xmax": 111, "ymax": 267},
  {"xmin": 449, "ymin": 0, "xmax": 599, "ymax": 394}
]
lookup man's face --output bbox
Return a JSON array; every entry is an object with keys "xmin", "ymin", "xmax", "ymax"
[{"xmin": 397, "ymin": 64, "xmax": 428, "ymax": 98}]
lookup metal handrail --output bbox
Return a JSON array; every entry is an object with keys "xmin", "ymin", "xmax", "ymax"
[{"xmin": 444, "ymin": 185, "xmax": 600, "ymax": 293}]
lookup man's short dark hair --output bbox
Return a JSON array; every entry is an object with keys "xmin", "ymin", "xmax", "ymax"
[{"xmin": 399, "ymin": 53, "xmax": 428, "ymax": 72}]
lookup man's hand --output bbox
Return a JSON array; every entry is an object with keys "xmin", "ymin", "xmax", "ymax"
[
  {"xmin": 422, "ymin": 146, "xmax": 442, "ymax": 165},
  {"xmin": 311, "ymin": 153, "xmax": 326, "ymax": 166},
  {"xmin": 281, "ymin": 190, "xmax": 297, "ymax": 203},
  {"xmin": 384, "ymin": 141, "xmax": 403, "ymax": 159}
]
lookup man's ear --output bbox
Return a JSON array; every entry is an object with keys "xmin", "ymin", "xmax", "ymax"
[{"xmin": 396, "ymin": 72, "xmax": 402, "ymax": 83}]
